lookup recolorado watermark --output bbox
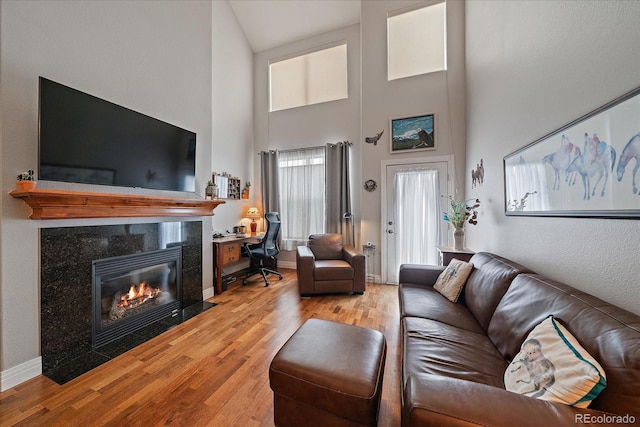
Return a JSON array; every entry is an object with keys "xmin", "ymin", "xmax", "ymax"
[{"xmin": 575, "ymin": 414, "xmax": 636, "ymax": 424}]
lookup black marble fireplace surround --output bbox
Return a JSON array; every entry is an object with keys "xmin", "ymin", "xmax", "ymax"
[{"xmin": 40, "ymin": 221, "xmax": 214, "ymax": 384}]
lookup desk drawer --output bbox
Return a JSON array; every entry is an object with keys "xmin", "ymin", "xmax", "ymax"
[{"xmin": 221, "ymin": 242, "xmax": 241, "ymax": 265}]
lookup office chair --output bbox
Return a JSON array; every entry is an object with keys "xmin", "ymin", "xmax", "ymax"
[{"xmin": 243, "ymin": 212, "xmax": 283, "ymax": 287}]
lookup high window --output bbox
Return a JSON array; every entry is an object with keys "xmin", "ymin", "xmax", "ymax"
[
  {"xmin": 387, "ymin": 1, "xmax": 446, "ymax": 81},
  {"xmin": 269, "ymin": 44, "xmax": 348, "ymax": 112}
]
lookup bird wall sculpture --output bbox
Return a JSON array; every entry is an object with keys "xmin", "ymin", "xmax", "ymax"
[{"xmin": 365, "ymin": 130, "xmax": 384, "ymax": 146}]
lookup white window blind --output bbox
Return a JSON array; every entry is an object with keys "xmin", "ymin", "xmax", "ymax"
[
  {"xmin": 269, "ymin": 44, "xmax": 348, "ymax": 112},
  {"xmin": 388, "ymin": 2, "xmax": 446, "ymax": 81}
]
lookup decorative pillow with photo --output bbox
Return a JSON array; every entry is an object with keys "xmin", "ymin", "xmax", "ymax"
[
  {"xmin": 504, "ymin": 316, "xmax": 606, "ymax": 408},
  {"xmin": 433, "ymin": 259, "xmax": 474, "ymax": 303}
]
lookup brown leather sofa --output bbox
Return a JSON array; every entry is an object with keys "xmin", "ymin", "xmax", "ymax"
[
  {"xmin": 296, "ymin": 233, "xmax": 365, "ymax": 296},
  {"xmin": 399, "ymin": 252, "xmax": 640, "ymax": 427}
]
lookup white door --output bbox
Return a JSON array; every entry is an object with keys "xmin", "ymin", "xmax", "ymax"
[{"xmin": 382, "ymin": 158, "xmax": 451, "ymax": 284}]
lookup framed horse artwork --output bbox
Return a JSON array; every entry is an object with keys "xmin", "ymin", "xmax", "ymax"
[{"xmin": 503, "ymin": 86, "xmax": 640, "ymax": 218}]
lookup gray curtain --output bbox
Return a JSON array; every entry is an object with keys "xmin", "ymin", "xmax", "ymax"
[
  {"xmin": 325, "ymin": 141, "xmax": 353, "ymax": 246},
  {"xmin": 259, "ymin": 150, "xmax": 280, "ymax": 215}
]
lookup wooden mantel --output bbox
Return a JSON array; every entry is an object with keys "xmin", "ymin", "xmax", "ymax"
[{"xmin": 9, "ymin": 188, "xmax": 225, "ymax": 220}]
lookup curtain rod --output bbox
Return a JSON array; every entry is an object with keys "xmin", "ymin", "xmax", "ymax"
[{"xmin": 257, "ymin": 141, "xmax": 351, "ymax": 155}]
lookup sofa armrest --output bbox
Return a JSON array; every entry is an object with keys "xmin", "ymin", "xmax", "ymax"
[
  {"xmin": 403, "ymin": 374, "xmax": 600, "ymax": 427},
  {"xmin": 342, "ymin": 244, "xmax": 363, "ymax": 264},
  {"xmin": 343, "ymin": 245, "xmax": 365, "ymax": 292},
  {"xmin": 296, "ymin": 246, "xmax": 316, "ymax": 294},
  {"xmin": 297, "ymin": 245, "xmax": 315, "ymax": 259},
  {"xmin": 399, "ymin": 264, "xmax": 445, "ymax": 288}
]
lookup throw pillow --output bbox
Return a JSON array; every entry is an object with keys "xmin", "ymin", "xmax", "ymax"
[
  {"xmin": 433, "ymin": 259, "xmax": 474, "ymax": 303},
  {"xmin": 504, "ymin": 315, "xmax": 606, "ymax": 408}
]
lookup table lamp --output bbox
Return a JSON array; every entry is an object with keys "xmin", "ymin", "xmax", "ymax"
[{"xmin": 246, "ymin": 207, "xmax": 261, "ymax": 234}]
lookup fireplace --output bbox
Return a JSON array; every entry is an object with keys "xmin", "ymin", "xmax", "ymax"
[
  {"xmin": 40, "ymin": 221, "xmax": 214, "ymax": 385},
  {"xmin": 92, "ymin": 247, "xmax": 182, "ymax": 348}
]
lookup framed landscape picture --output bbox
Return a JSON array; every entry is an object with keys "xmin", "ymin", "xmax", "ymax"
[
  {"xmin": 390, "ymin": 113, "xmax": 435, "ymax": 153},
  {"xmin": 503, "ymin": 86, "xmax": 640, "ymax": 218}
]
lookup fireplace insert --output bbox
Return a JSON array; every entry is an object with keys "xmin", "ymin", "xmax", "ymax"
[{"xmin": 92, "ymin": 247, "xmax": 182, "ymax": 348}]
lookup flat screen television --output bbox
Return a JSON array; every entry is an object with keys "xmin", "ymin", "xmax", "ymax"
[{"xmin": 39, "ymin": 77, "xmax": 196, "ymax": 193}]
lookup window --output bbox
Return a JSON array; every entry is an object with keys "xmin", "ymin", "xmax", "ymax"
[
  {"xmin": 387, "ymin": 1, "xmax": 446, "ymax": 81},
  {"xmin": 269, "ymin": 44, "xmax": 348, "ymax": 112},
  {"xmin": 278, "ymin": 147, "xmax": 326, "ymax": 250}
]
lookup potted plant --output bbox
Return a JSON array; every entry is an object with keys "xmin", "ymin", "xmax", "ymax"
[
  {"xmin": 16, "ymin": 169, "xmax": 37, "ymax": 191},
  {"xmin": 205, "ymin": 180, "xmax": 218, "ymax": 199},
  {"xmin": 443, "ymin": 196, "xmax": 480, "ymax": 250}
]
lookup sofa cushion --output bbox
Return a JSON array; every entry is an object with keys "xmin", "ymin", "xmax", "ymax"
[
  {"xmin": 308, "ymin": 234, "xmax": 343, "ymax": 260},
  {"xmin": 313, "ymin": 260, "xmax": 354, "ymax": 281},
  {"xmin": 399, "ymin": 263, "xmax": 445, "ymax": 287},
  {"xmin": 399, "ymin": 283, "xmax": 484, "ymax": 334},
  {"xmin": 404, "ymin": 373, "xmax": 598, "ymax": 427},
  {"xmin": 505, "ymin": 316, "xmax": 606, "ymax": 408},
  {"xmin": 402, "ymin": 317, "xmax": 507, "ymax": 388},
  {"xmin": 433, "ymin": 259, "xmax": 474, "ymax": 302},
  {"xmin": 489, "ymin": 274, "xmax": 640, "ymax": 417},
  {"xmin": 464, "ymin": 252, "xmax": 533, "ymax": 332}
]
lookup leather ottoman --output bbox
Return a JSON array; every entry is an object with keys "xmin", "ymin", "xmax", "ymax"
[{"xmin": 269, "ymin": 318, "xmax": 387, "ymax": 427}]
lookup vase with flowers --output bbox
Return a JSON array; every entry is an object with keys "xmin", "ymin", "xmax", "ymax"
[
  {"xmin": 443, "ymin": 196, "xmax": 480, "ymax": 250},
  {"xmin": 16, "ymin": 169, "xmax": 37, "ymax": 191}
]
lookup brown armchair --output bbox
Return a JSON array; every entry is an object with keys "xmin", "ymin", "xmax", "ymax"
[{"xmin": 296, "ymin": 233, "xmax": 365, "ymax": 296}]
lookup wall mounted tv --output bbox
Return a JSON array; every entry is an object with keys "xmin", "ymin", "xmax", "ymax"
[{"xmin": 39, "ymin": 77, "xmax": 196, "ymax": 192}]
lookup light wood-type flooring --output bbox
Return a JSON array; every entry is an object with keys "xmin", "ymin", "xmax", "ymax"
[{"xmin": 0, "ymin": 269, "xmax": 401, "ymax": 426}]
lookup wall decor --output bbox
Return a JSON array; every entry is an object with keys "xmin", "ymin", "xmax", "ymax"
[
  {"xmin": 242, "ymin": 182, "xmax": 251, "ymax": 199},
  {"xmin": 390, "ymin": 113, "xmax": 435, "ymax": 153},
  {"xmin": 471, "ymin": 159, "xmax": 484, "ymax": 188},
  {"xmin": 364, "ymin": 179, "xmax": 377, "ymax": 192},
  {"xmin": 504, "ymin": 86, "xmax": 640, "ymax": 218},
  {"xmin": 212, "ymin": 171, "xmax": 241, "ymax": 199},
  {"xmin": 365, "ymin": 130, "xmax": 384, "ymax": 146}
]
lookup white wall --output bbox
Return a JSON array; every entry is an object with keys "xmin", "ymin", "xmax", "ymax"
[
  {"xmin": 251, "ymin": 1, "xmax": 465, "ymax": 272},
  {"xmin": 465, "ymin": 0, "xmax": 640, "ymax": 315},
  {"xmin": 211, "ymin": 1, "xmax": 255, "ymax": 235},
  {"xmin": 361, "ymin": 0, "xmax": 466, "ymax": 280},
  {"xmin": 253, "ymin": 23, "xmax": 361, "ymax": 263},
  {"xmin": 0, "ymin": 0, "xmax": 253, "ymax": 386}
]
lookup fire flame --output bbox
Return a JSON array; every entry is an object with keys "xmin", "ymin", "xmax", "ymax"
[{"xmin": 118, "ymin": 281, "xmax": 160, "ymax": 308}]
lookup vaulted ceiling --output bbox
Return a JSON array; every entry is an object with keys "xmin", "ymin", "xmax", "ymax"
[{"xmin": 228, "ymin": 0, "xmax": 361, "ymax": 53}]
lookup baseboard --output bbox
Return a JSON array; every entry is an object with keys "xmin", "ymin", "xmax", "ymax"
[
  {"xmin": 368, "ymin": 274, "xmax": 383, "ymax": 284},
  {"xmin": 1, "ymin": 356, "xmax": 42, "ymax": 391},
  {"xmin": 277, "ymin": 260, "xmax": 296, "ymax": 270},
  {"xmin": 202, "ymin": 286, "xmax": 215, "ymax": 300}
]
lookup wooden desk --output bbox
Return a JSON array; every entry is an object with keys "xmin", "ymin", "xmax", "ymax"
[
  {"xmin": 213, "ymin": 234, "xmax": 262, "ymax": 294},
  {"xmin": 436, "ymin": 246, "xmax": 475, "ymax": 266}
]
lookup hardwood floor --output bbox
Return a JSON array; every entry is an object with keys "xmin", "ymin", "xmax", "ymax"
[{"xmin": 0, "ymin": 270, "xmax": 401, "ymax": 426}]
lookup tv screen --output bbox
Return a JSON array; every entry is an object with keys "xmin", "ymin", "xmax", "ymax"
[{"xmin": 39, "ymin": 77, "xmax": 196, "ymax": 193}]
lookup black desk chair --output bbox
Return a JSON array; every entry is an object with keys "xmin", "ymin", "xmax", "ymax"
[{"xmin": 243, "ymin": 212, "xmax": 283, "ymax": 287}]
